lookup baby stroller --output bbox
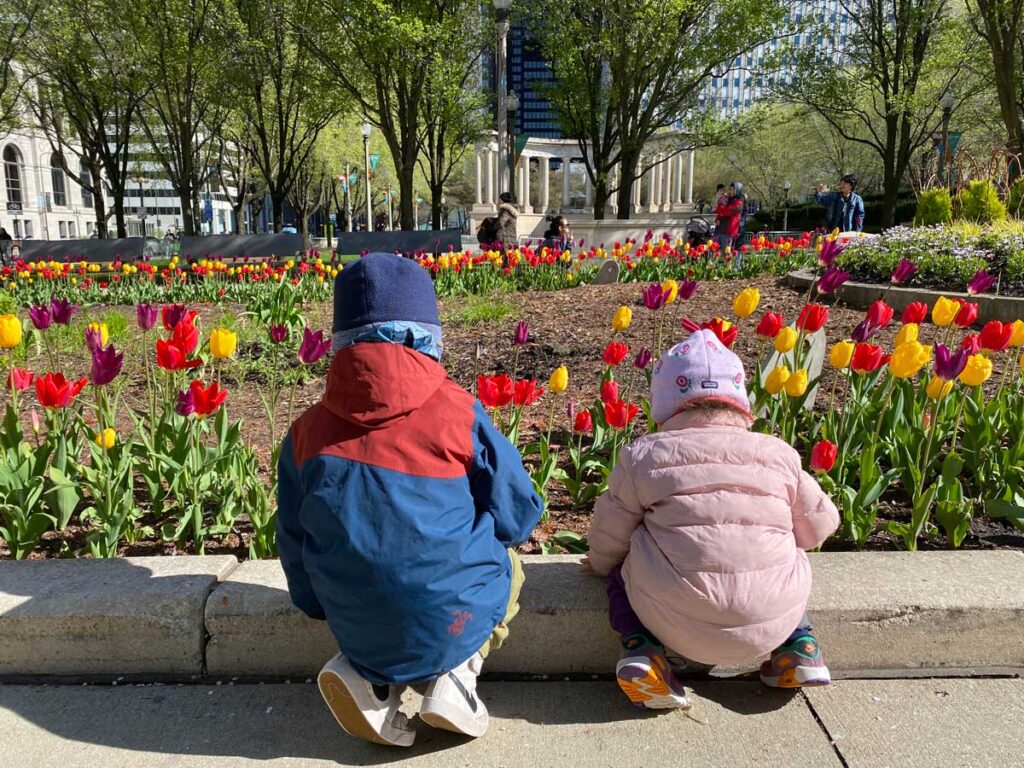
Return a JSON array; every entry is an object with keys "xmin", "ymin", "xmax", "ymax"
[{"xmin": 685, "ymin": 217, "xmax": 712, "ymax": 248}]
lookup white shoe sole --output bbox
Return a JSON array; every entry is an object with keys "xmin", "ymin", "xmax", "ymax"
[
  {"xmin": 760, "ymin": 665, "xmax": 832, "ymax": 689},
  {"xmin": 616, "ymin": 656, "xmax": 691, "ymax": 710},
  {"xmin": 420, "ymin": 695, "xmax": 489, "ymax": 738},
  {"xmin": 318, "ymin": 668, "xmax": 415, "ymax": 747}
]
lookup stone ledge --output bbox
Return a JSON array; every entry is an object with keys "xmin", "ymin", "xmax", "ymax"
[
  {"xmin": 785, "ymin": 269, "xmax": 1024, "ymax": 323},
  {"xmin": 0, "ymin": 556, "xmax": 238, "ymax": 678},
  {"xmin": 205, "ymin": 551, "xmax": 1024, "ymax": 679}
]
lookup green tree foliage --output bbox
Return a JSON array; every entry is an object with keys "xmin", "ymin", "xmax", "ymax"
[
  {"xmin": 1009, "ymin": 177, "xmax": 1024, "ymax": 216},
  {"xmin": 957, "ymin": 180, "xmax": 1007, "ymax": 222},
  {"xmin": 915, "ymin": 187, "xmax": 954, "ymax": 225},
  {"xmin": 966, "ymin": 0, "xmax": 1024, "ymax": 165},
  {"xmin": 0, "ymin": 2, "xmax": 39, "ymax": 131},
  {"xmin": 526, "ymin": 0, "xmax": 789, "ymax": 219}
]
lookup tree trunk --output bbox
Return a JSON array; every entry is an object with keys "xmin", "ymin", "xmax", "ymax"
[
  {"xmin": 592, "ymin": 177, "xmax": 610, "ymax": 220},
  {"xmin": 92, "ymin": 190, "xmax": 108, "ymax": 239},
  {"xmin": 113, "ymin": 190, "xmax": 127, "ymax": 238},
  {"xmin": 430, "ymin": 182, "xmax": 444, "ymax": 229},
  {"xmin": 881, "ymin": 172, "xmax": 899, "ymax": 229},
  {"xmin": 180, "ymin": 189, "xmax": 197, "ymax": 236},
  {"xmin": 299, "ymin": 211, "xmax": 310, "ymax": 250},
  {"xmin": 615, "ymin": 151, "xmax": 641, "ymax": 220},
  {"xmin": 398, "ymin": 162, "xmax": 416, "ymax": 230},
  {"xmin": 271, "ymin": 193, "xmax": 286, "ymax": 232}
]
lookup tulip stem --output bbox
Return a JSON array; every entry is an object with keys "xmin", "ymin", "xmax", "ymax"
[{"xmin": 948, "ymin": 390, "xmax": 969, "ymax": 455}]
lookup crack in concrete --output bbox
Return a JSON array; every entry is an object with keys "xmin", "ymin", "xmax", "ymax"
[{"xmin": 801, "ymin": 690, "xmax": 851, "ymax": 768}]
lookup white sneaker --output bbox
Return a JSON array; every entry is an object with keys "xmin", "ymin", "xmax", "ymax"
[
  {"xmin": 317, "ymin": 654, "xmax": 415, "ymax": 747},
  {"xmin": 419, "ymin": 652, "xmax": 489, "ymax": 738}
]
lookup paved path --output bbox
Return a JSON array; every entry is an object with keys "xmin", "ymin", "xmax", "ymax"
[{"xmin": 1, "ymin": 678, "xmax": 1021, "ymax": 767}]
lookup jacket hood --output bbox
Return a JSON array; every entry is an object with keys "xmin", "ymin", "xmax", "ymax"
[
  {"xmin": 731, "ymin": 181, "xmax": 745, "ymax": 198},
  {"xmin": 323, "ymin": 342, "xmax": 448, "ymax": 428},
  {"xmin": 498, "ymin": 202, "xmax": 519, "ymax": 217}
]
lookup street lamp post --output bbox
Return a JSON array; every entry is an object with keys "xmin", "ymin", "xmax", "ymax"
[
  {"xmin": 508, "ymin": 89, "xmax": 520, "ymax": 201},
  {"xmin": 493, "ymin": 0, "xmax": 512, "ymax": 195},
  {"xmin": 939, "ymin": 90, "xmax": 955, "ymax": 192},
  {"xmin": 361, "ymin": 122, "xmax": 373, "ymax": 230},
  {"xmin": 132, "ymin": 176, "xmax": 147, "ymax": 237},
  {"xmin": 782, "ymin": 180, "xmax": 791, "ymax": 232}
]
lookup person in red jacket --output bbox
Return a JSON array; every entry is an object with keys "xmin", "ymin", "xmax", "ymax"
[{"xmin": 714, "ymin": 181, "xmax": 746, "ymax": 255}]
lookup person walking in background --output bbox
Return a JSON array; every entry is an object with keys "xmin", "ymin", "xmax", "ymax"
[
  {"xmin": 714, "ymin": 182, "xmax": 746, "ymax": 254},
  {"xmin": 0, "ymin": 226, "xmax": 12, "ymax": 265},
  {"xmin": 816, "ymin": 174, "xmax": 865, "ymax": 232},
  {"xmin": 541, "ymin": 215, "xmax": 572, "ymax": 252},
  {"xmin": 496, "ymin": 192, "xmax": 519, "ymax": 250}
]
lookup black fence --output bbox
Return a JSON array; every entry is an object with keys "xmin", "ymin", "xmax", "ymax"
[
  {"xmin": 332, "ymin": 230, "xmax": 462, "ymax": 256},
  {"xmin": 17, "ymin": 238, "xmax": 147, "ymax": 262},
  {"xmin": 178, "ymin": 234, "xmax": 304, "ymax": 260}
]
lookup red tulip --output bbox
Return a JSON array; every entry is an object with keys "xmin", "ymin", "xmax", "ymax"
[
  {"xmin": 601, "ymin": 379, "xmax": 620, "ymax": 404},
  {"xmin": 573, "ymin": 411, "xmax": 593, "ymax": 433},
  {"xmin": 960, "ymin": 333, "xmax": 981, "ymax": 355},
  {"xmin": 477, "ymin": 374, "xmax": 514, "ymax": 409},
  {"xmin": 901, "ymin": 302, "xmax": 928, "ymax": 325},
  {"xmin": 979, "ymin": 320, "xmax": 1013, "ymax": 352},
  {"xmin": 704, "ymin": 317, "xmax": 738, "ymax": 349},
  {"xmin": 604, "ymin": 398, "xmax": 640, "ymax": 430},
  {"xmin": 36, "ymin": 372, "xmax": 88, "ymax": 409},
  {"xmin": 851, "ymin": 343, "xmax": 884, "ymax": 374},
  {"xmin": 6, "ymin": 367, "xmax": 33, "ymax": 391},
  {"xmin": 189, "ymin": 380, "xmax": 229, "ymax": 417},
  {"xmin": 954, "ymin": 301, "xmax": 979, "ymax": 328},
  {"xmin": 161, "ymin": 304, "xmax": 195, "ymax": 331},
  {"xmin": 866, "ymin": 300, "xmax": 895, "ymax": 329},
  {"xmin": 809, "ymin": 440, "xmax": 837, "ymax": 474},
  {"xmin": 171, "ymin": 318, "xmax": 200, "ymax": 356},
  {"xmin": 603, "ymin": 341, "xmax": 629, "ymax": 366},
  {"xmin": 796, "ymin": 303, "xmax": 829, "ymax": 333},
  {"xmin": 756, "ymin": 312, "xmax": 784, "ymax": 339},
  {"xmin": 156, "ymin": 338, "xmax": 203, "ymax": 371},
  {"xmin": 512, "ymin": 379, "xmax": 544, "ymax": 407}
]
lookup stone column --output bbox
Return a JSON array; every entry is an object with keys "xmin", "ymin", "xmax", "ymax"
[
  {"xmin": 562, "ymin": 158, "xmax": 572, "ymax": 210},
  {"xmin": 485, "ymin": 149, "xmax": 495, "ymax": 207},
  {"xmin": 584, "ymin": 171, "xmax": 593, "ymax": 213},
  {"xmin": 674, "ymin": 154, "xmax": 684, "ymax": 206},
  {"xmin": 474, "ymin": 149, "xmax": 483, "ymax": 206},
  {"xmin": 633, "ymin": 158, "xmax": 644, "ymax": 213},
  {"xmin": 661, "ymin": 155, "xmax": 673, "ymax": 213},
  {"xmin": 610, "ymin": 165, "xmax": 619, "ymax": 215},
  {"xmin": 649, "ymin": 155, "xmax": 662, "ymax": 213},
  {"xmin": 686, "ymin": 150, "xmax": 695, "ymax": 205},
  {"xmin": 521, "ymin": 157, "xmax": 533, "ymax": 213},
  {"xmin": 540, "ymin": 158, "xmax": 550, "ymax": 213}
]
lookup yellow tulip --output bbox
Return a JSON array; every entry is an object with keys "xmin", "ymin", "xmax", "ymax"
[
  {"xmin": 784, "ymin": 368, "xmax": 809, "ymax": 397},
  {"xmin": 774, "ymin": 326, "xmax": 798, "ymax": 353},
  {"xmin": 1010, "ymin": 319, "xmax": 1024, "ymax": 347},
  {"xmin": 764, "ymin": 365, "xmax": 791, "ymax": 395},
  {"xmin": 959, "ymin": 354, "xmax": 993, "ymax": 387},
  {"xmin": 926, "ymin": 376, "xmax": 953, "ymax": 401},
  {"xmin": 548, "ymin": 365, "xmax": 569, "ymax": 394},
  {"xmin": 0, "ymin": 314, "xmax": 22, "ymax": 349},
  {"xmin": 889, "ymin": 340, "xmax": 931, "ymax": 379},
  {"xmin": 662, "ymin": 279, "xmax": 679, "ymax": 304},
  {"xmin": 932, "ymin": 296, "xmax": 961, "ymax": 327},
  {"xmin": 732, "ymin": 287, "xmax": 760, "ymax": 318},
  {"xmin": 829, "ymin": 340, "xmax": 855, "ymax": 369},
  {"xmin": 95, "ymin": 428, "xmax": 116, "ymax": 450},
  {"xmin": 87, "ymin": 322, "xmax": 109, "ymax": 348},
  {"xmin": 612, "ymin": 306, "xmax": 633, "ymax": 332},
  {"xmin": 894, "ymin": 323, "xmax": 919, "ymax": 347},
  {"xmin": 209, "ymin": 328, "xmax": 238, "ymax": 360}
]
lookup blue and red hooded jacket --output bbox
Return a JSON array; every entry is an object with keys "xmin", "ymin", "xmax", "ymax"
[{"xmin": 277, "ymin": 341, "xmax": 543, "ymax": 685}]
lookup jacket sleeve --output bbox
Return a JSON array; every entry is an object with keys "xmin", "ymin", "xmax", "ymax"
[
  {"xmin": 791, "ymin": 469, "xmax": 840, "ymax": 551},
  {"xmin": 276, "ymin": 433, "xmax": 326, "ymax": 620},
  {"xmin": 588, "ymin": 451, "xmax": 644, "ymax": 575},
  {"xmin": 815, "ymin": 191, "xmax": 836, "ymax": 208},
  {"xmin": 853, "ymin": 196, "xmax": 865, "ymax": 231},
  {"xmin": 469, "ymin": 402, "xmax": 544, "ymax": 547}
]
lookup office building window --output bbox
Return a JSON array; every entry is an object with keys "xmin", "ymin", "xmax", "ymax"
[
  {"xmin": 51, "ymin": 155, "xmax": 67, "ymax": 207},
  {"xmin": 58, "ymin": 220, "xmax": 67, "ymax": 239},
  {"xmin": 24, "ymin": 220, "xmax": 33, "ymax": 238},
  {"xmin": 68, "ymin": 221, "xmax": 76, "ymax": 238},
  {"xmin": 3, "ymin": 145, "xmax": 23, "ymax": 206},
  {"xmin": 80, "ymin": 163, "xmax": 94, "ymax": 207}
]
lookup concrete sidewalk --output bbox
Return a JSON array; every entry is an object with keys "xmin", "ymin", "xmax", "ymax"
[{"xmin": 1, "ymin": 678, "xmax": 1022, "ymax": 767}]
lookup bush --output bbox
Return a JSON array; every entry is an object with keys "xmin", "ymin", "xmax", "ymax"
[
  {"xmin": 1008, "ymin": 178, "xmax": 1024, "ymax": 219},
  {"xmin": 839, "ymin": 226, "xmax": 992, "ymax": 288},
  {"xmin": 915, "ymin": 188, "xmax": 953, "ymax": 226},
  {"xmin": 957, "ymin": 180, "xmax": 1007, "ymax": 223}
]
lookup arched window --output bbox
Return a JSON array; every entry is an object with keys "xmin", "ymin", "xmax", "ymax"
[
  {"xmin": 3, "ymin": 145, "xmax": 23, "ymax": 209},
  {"xmin": 80, "ymin": 162, "xmax": 93, "ymax": 207},
  {"xmin": 50, "ymin": 155, "xmax": 67, "ymax": 207}
]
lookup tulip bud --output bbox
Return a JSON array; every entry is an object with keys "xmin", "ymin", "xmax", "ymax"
[
  {"xmin": 774, "ymin": 326, "xmax": 798, "ymax": 354},
  {"xmin": 809, "ymin": 440, "xmax": 837, "ymax": 474}
]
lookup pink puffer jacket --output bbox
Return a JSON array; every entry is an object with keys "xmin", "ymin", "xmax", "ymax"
[{"xmin": 589, "ymin": 409, "xmax": 839, "ymax": 665}]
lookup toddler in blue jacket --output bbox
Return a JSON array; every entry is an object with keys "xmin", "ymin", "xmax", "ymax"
[{"xmin": 278, "ymin": 253, "xmax": 542, "ymax": 747}]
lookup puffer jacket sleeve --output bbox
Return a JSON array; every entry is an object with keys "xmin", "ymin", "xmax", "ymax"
[
  {"xmin": 791, "ymin": 469, "xmax": 840, "ymax": 550},
  {"xmin": 588, "ymin": 450, "xmax": 645, "ymax": 576},
  {"xmin": 276, "ymin": 433, "xmax": 326, "ymax": 620},
  {"xmin": 469, "ymin": 402, "xmax": 544, "ymax": 547}
]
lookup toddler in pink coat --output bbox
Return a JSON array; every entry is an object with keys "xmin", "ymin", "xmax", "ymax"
[{"xmin": 587, "ymin": 329, "xmax": 839, "ymax": 710}]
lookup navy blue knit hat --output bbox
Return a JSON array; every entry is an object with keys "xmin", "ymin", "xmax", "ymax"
[{"xmin": 332, "ymin": 253, "xmax": 442, "ymax": 356}]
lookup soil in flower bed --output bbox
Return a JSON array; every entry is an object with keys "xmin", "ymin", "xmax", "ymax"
[{"xmin": 4, "ymin": 275, "xmax": 1023, "ymax": 559}]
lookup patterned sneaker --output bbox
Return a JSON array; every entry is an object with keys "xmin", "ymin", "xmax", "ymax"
[
  {"xmin": 615, "ymin": 634, "xmax": 691, "ymax": 710},
  {"xmin": 420, "ymin": 652, "xmax": 489, "ymax": 738},
  {"xmin": 759, "ymin": 634, "xmax": 831, "ymax": 689},
  {"xmin": 318, "ymin": 654, "xmax": 415, "ymax": 747}
]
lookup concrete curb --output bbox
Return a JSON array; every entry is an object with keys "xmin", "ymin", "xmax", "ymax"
[
  {"xmin": 3, "ymin": 552, "xmax": 1024, "ymax": 680},
  {"xmin": 785, "ymin": 269, "xmax": 1024, "ymax": 323}
]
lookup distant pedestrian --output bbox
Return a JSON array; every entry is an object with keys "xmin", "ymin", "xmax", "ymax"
[
  {"xmin": 541, "ymin": 215, "xmax": 572, "ymax": 253},
  {"xmin": 496, "ymin": 192, "xmax": 518, "ymax": 249},
  {"xmin": 0, "ymin": 226, "xmax": 11, "ymax": 265},
  {"xmin": 714, "ymin": 181, "xmax": 746, "ymax": 254},
  {"xmin": 816, "ymin": 174, "xmax": 865, "ymax": 232},
  {"xmin": 712, "ymin": 184, "xmax": 727, "ymax": 211}
]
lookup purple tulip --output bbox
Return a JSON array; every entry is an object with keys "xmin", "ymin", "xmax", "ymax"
[
  {"xmin": 641, "ymin": 283, "xmax": 667, "ymax": 311},
  {"xmin": 634, "ymin": 348, "xmax": 653, "ymax": 369},
  {"xmin": 890, "ymin": 257, "xmax": 918, "ymax": 285},
  {"xmin": 851, "ymin": 318, "xmax": 879, "ymax": 343},
  {"xmin": 298, "ymin": 328, "xmax": 331, "ymax": 365},
  {"xmin": 934, "ymin": 344, "xmax": 969, "ymax": 381},
  {"xmin": 643, "ymin": 229, "xmax": 654, "ymax": 243},
  {"xmin": 817, "ymin": 238, "xmax": 846, "ymax": 267},
  {"xmin": 90, "ymin": 344, "xmax": 124, "ymax": 386},
  {"xmin": 566, "ymin": 399, "xmax": 577, "ymax": 423},
  {"xmin": 513, "ymin": 320, "xmax": 530, "ymax": 346},
  {"xmin": 816, "ymin": 264, "xmax": 851, "ymax": 294},
  {"xmin": 676, "ymin": 280, "xmax": 699, "ymax": 301},
  {"xmin": 967, "ymin": 269, "xmax": 997, "ymax": 296},
  {"xmin": 269, "ymin": 324, "xmax": 289, "ymax": 344},
  {"xmin": 50, "ymin": 297, "xmax": 78, "ymax": 325},
  {"xmin": 29, "ymin": 305, "xmax": 52, "ymax": 330},
  {"xmin": 85, "ymin": 326, "xmax": 105, "ymax": 353},
  {"xmin": 175, "ymin": 388, "xmax": 195, "ymax": 417},
  {"xmin": 136, "ymin": 303, "xmax": 158, "ymax": 331}
]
